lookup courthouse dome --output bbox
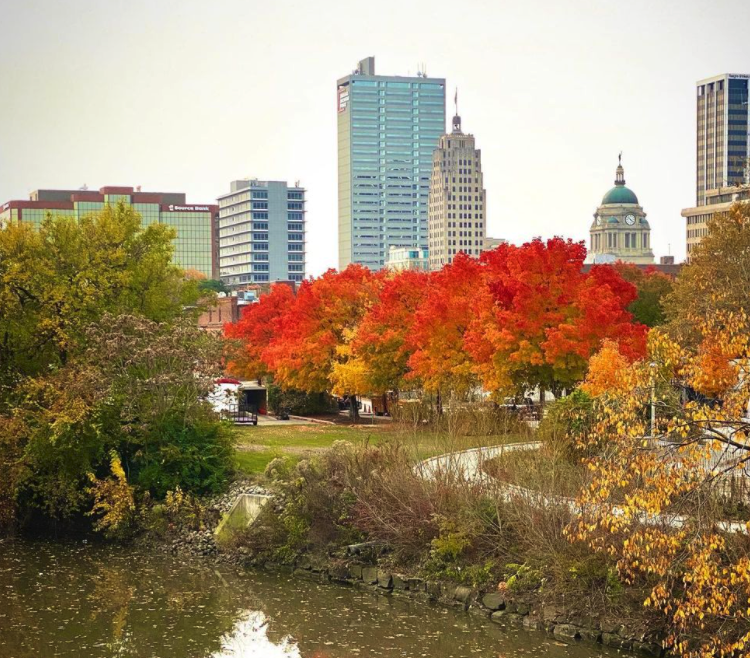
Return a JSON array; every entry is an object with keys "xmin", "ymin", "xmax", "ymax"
[
  {"xmin": 602, "ymin": 185, "xmax": 639, "ymax": 205},
  {"xmin": 601, "ymin": 158, "xmax": 638, "ymax": 205}
]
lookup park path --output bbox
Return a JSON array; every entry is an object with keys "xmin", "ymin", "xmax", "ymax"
[{"xmin": 416, "ymin": 441, "xmax": 750, "ymax": 535}]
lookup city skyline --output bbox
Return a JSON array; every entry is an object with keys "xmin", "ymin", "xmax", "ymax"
[{"xmin": 1, "ymin": 0, "xmax": 750, "ymax": 276}]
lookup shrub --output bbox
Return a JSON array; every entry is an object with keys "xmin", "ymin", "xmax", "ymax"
[
  {"xmin": 266, "ymin": 383, "xmax": 337, "ymax": 416},
  {"xmin": 536, "ymin": 389, "xmax": 594, "ymax": 461},
  {"xmin": 503, "ymin": 562, "xmax": 544, "ymax": 593}
]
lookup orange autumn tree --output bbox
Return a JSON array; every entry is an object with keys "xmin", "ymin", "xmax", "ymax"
[
  {"xmin": 347, "ymin": 268, "xmax": 431, "ymax": 395},
  {"xmin": 407, "ymin": 253, "xmax": 485, "ymax": 403},
  {"xmin": 465, "ymin": 238, "xmax": 647, "ymax": 401},
  {"xmin": 579, "ymin": 339, "xmax": 631, "ymax": 397},
  {"xmin": 262, "ymin": 265, "xmax": 381, "ymax": 420},
  {"xmin": 223, "ymin": 283, "xmax": 295, "ymax": 380}
]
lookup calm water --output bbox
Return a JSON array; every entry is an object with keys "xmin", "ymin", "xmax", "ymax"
[{"xmin": 0, "ymin": 539, "xmax": 617, "ymax": 658}]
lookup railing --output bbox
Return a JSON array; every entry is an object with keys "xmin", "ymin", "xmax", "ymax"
[{"xmin": 223, "ymin": 404, "xmax": 258, "ymax": 425}]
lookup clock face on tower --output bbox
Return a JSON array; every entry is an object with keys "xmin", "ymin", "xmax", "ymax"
[{"xmin": 625, "ymin": 214, "xmax": 636, "ymax": 225}]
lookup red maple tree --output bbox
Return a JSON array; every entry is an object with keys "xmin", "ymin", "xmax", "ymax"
[{"xmin": 223, "ymin": 283, "xmax": 295, "ymax": 380}]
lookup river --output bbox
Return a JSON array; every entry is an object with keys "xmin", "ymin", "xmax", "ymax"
[{"xmin": 0, "ymin": 539, "xmax": 618, "ymax": 658}]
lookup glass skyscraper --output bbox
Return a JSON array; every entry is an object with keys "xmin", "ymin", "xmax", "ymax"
[
  {"xmin": 696, "ymin": 74, "xmax": 749, "ymax": 205},
  {"xmin": 682, "ymin": 74, "xmax": 750, "ymax": 259},
  {"xmin": 337, "ymin": 56, "xmax": 446, "ymax": 270},
  {"xmin": 217, "ymin": 179, "xmax": 306, "ymax": 287},
  {"xmin": 0, "ymin": 186, "xmax": 216, "ymax": 278}
]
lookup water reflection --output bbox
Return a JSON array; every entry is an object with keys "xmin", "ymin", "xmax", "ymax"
[
  {"xmin": 0, "ymin": 539, "xmax": 617, "ymax": 658},
  {"xmin": 213, "ymin": 611, "xmax": 300, "ymax": 658}
]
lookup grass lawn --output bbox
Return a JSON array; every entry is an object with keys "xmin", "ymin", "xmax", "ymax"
[{"xmin": 234, "ymin": 421, "xmax": 530, "ymax": 476}]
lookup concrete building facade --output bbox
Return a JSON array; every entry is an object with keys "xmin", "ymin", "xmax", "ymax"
[
  {"xmin": 337, "ymin": 56, "xmax": 446, "ymax": 270},
  {"xmin": 482, "ymin": 237, "xmax": 506, "ymax": 252},
  {"xmin": 586, "ymin": 158, "xmax": 654, "ymax": 265},
  {"xmin": 682, "ymin": 74, "xmax": 749, "ymax": 259},
  {"xmin": 217, "ymin": 179, "xmax": 306, "ymax": 287},
  {"xmin": 385, "ymin": 245, "xmax": 429, "ymax": 271},
  {"xmin": 427, "ymin": 107, "xmax": 487, "ymax": 271},
  {"xmin": 0, "ymin": 186, "xmax": 217, "ymax": 278}
]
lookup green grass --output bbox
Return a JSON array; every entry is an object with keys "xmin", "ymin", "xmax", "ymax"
[
  {"xmin": 235, "ymin": 450, "xmax": 285, "ymax": 475},
  {"xmin": 233, "ymin": 421, "xmax": 530, "ymax": 476},
  {"xmin": 235, "ymin": 424, "xmax": 393, "ymax": 450}
]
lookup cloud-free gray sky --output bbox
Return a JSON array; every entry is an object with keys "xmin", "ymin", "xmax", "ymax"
[{"xmin": 1, "ymin": 0, "xmax": 748, "ymax": 273}]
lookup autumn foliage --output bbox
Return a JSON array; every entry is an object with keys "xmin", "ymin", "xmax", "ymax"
[
  {"xmin": 569, "ymin": 205, "xmax": 750, "ymax": 657},
  {"xmin": 225, "ymin": 238, "xmax": 646, "ymax": 404}
]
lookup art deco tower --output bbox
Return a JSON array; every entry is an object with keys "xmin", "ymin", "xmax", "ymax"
[{"xmin": 427, "ymin": 93, "xmax": 487, "ymax": 271}]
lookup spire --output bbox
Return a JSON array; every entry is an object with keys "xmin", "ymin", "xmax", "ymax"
[
  {"xmin": 452, "ymin": 87, "xmax": 462, "ymax": 133},
  {"xmin": 615, "ymin": 152, "xmax": 625, "ymax": 186}
]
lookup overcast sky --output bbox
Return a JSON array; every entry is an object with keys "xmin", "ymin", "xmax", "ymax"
[{"xmin": 1, "ymin": 0, "xmax": 749, "ymax": 274}]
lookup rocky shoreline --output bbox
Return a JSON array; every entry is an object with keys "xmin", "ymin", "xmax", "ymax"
[
  {"xmin": 167, "ymin": 525, "xmax": 664, "ymax": 655},
  {"xmin": 277, "ymin": 554, "xmax": 664, "ymax": 656},
  {"xmin": 160, "ymin": 479, "xmax": 665, "ymax": 657}
]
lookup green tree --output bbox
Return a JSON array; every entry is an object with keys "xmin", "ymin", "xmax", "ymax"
[
  {"xmin": 198, "ymin": 279, "xmax": 229, "ymax": 295},
  {"xmin": 0, "ymin": 206, "xmax": 227, "ymax": 530},
  {"xmin": 0, "ymin": 202, "xmax": 200, "ymax": 395},
  {"xmin": 664, "ymin": 202, "xmax": 750, "ymax": 342},
  {"xmin": 613, "ymin": 262, "xmax": 673, "ymax": 327}
]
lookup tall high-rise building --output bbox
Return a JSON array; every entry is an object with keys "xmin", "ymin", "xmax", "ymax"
[
  {"xmin": 0, "ymin": 186, "xmax": 217, "ymax": 278},
  {"xmin": 217, "ymin": 179, "xmax": 306, "ymax": 288},
  {"xmin": 427, "ymin": 102, "xmax": 487, "ymax": 271},
  {"xmin": 337, "ymin": 56, "xmax": 446, "ymax": 270},
  {"xmin": 682, "ymin": 74, "xmax": 750, "ymax": 258}
]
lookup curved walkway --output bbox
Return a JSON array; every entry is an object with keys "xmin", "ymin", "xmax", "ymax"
[{"xmin": 416, "ymin": 442, "xmax": 749, "ymax": 535}]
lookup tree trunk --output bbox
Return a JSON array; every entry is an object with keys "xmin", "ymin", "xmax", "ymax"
[
  {"xmin": 349, "ymin": 394, "xmax": 360, "ymax": 422},
  {"xmin": 436, "ymin": 390, "xmax": 443, "ymax": 416}
]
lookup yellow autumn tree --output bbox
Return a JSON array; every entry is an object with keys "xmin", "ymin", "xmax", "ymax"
[
  {"xmin": 568, "ymin": 314, "xmax": 750, "ymax": 657},
  {"xmin": 87, "ymin": 451, "xmax": 136, "ymax": 538}
]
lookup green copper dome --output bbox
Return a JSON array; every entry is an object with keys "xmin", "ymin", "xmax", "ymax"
[
  {"xmin": 602, "ymin": 185, "xmax": 638, "ymax": 205},
  {"xmin": 601, "ymin": 158, "xmax": 638, "ymax": 205}
]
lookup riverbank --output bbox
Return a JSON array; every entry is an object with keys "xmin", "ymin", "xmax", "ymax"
[
  {"xmin": 5, "ymin": 538, "xmax": 622, "ymax": 658},
  {"xmin": 164, "ymin": 426, "xmax": 671, "ymax": 656}
]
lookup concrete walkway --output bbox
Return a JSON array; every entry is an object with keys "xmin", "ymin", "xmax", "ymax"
[{"xmin": 415, "ymin": 441, "xmax": 749, "ymax": 535}]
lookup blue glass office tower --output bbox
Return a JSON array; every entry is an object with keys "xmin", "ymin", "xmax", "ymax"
[
  {"xmin": 696, "ymin": 74, "xmax": 750, "ymax": 205},
  {"xmin": 337, "ymin": 56, "xmax": 446, "ymax": 270}
]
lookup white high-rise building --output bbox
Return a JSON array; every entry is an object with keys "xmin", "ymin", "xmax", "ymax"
[{"xmin": 217, "ymin": 179, "xmax": 306, "ymax": 288}]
